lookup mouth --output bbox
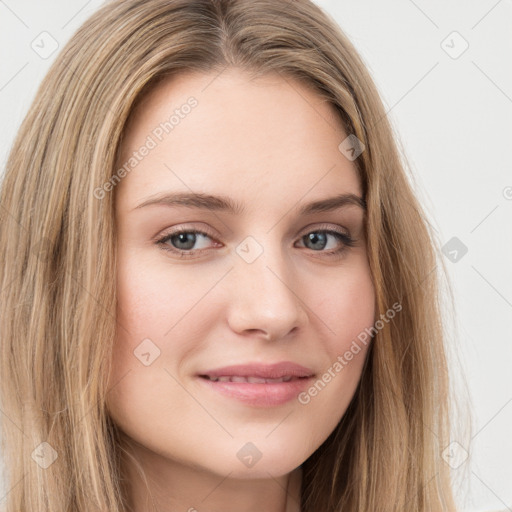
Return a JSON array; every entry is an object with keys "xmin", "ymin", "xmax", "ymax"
[
  {"xmin": 197, "ymin": 361, "xmax": 315, "ymax": 380},
  {"xmin": 195, "ymin": 362, "xmax": 315, "ymax": 407}
]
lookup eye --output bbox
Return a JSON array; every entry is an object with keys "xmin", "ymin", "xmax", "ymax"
[
  {"xmin": 156, "ymin": 228, "xmax": 219, "ymax": 257},
  {"xmin": 155, "ymin": 224, "xmax": 356, "ymax": 259},
  {"xmin": 296, "ymin": 228, "xmax": 356, "ymax": 257}
]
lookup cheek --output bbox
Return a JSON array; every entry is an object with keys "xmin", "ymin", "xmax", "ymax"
[
  {"xmin": 315, "ymin": 259, "xmax": 376, "ymax": 353},
  {"xmin": 297, "ymin": 262, "xmax": 375, "ymax": 407},
  {"xmin": 114, "ymin": 249, "xmax": 201, "ymax": 342},
  {"xmin": 107, "ymin": 249, "xmax": 218, "ymax": 423},
  {"xmin": 106, "ymin": 255, "xmax": 203, "ymax": 450}
]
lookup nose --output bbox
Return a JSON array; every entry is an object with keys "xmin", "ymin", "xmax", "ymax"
[{"xmin": 226, "ymin": 241, "xmax": 309, "ymax": 342}]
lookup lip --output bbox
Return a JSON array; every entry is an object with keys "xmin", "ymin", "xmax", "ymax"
[
  {"xmin": 198, "ymin": 362, "xmax": 315, "ymax": 380},
  {"xmin": 196, "ymin": 362, "xmax": 315, "ymax": 407}
]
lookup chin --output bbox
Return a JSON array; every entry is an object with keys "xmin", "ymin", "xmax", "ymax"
[
  {"xmin": 209, "ymin": 448, "xmax": 305, "ymax": 480},
  {"xmin": 222, "ymin": 462, "xmax": 298, "ymax": 480}
]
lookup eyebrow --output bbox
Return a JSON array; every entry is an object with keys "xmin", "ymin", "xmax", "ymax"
[{"xmin": 132, "ymin": 191, "xmax": 366, "ymax": 215}]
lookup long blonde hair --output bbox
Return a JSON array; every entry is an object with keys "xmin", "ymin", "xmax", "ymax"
[{"xmin": 0, "ymin": 0, "xmax": 470, "ymax": 510}]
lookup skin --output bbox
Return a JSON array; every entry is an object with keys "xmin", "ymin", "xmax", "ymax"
[{"xmin": 106, "ymin": 67, "xmax": 376, "ymax": 512}]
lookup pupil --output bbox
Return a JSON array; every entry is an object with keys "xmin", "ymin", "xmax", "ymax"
[
  {"xmin": 173, "ymin": 232, "xmax": 196, "ymax": 250},
  {"xmin": 306, "ymin": 232, "xmax": 326, "ymax": 250}
]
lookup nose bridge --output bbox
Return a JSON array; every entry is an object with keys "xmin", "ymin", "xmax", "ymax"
[{"xmin": 226, "ymin": 233, "xmax": 308, "ymax": 339}]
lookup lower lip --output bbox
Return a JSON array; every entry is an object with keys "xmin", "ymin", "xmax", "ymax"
[{"xmin": 197, "ymin": 376, "xmax": 314, "ymax": 407}]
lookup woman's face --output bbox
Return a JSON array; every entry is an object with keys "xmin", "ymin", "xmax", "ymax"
[{"xmin": 107, "ymin": 68, "xmax": 375, "ymax": 484}]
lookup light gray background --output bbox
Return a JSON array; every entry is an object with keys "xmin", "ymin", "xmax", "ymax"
[{"xmin": 0, "ymin": 1, "xmax": 511, "ymax": 511}]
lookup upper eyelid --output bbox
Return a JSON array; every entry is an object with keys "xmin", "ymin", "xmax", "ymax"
[
  {"xmin": 156, "ymin": 224, "xmax": 353, "ymax": 249},
  {"xmin": 158, "ymin": 222, "xmax": 352, "ymax": 240}
]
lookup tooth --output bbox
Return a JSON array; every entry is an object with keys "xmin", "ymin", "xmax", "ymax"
[
  {"xmin": 247, "ymin": 376, "xmax": 267, "ymax": 383},
  {"xmin": 207, "ymin": 375, "xmax": 298, "ymax": 383}
]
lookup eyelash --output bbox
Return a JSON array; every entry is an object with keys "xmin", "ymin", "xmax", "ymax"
[{"xmin": 154, "ymin": 224, "xmax": 356, "ymax": 260}]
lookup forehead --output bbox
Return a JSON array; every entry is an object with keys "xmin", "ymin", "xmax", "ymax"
[{"xmin": 115, "ymin": 68, "xmax": 362, "ymax": 213}]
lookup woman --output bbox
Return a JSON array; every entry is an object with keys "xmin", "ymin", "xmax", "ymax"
[{"xmin": 0, "ymin": 0, "xmax": 469, "ymax": 510}]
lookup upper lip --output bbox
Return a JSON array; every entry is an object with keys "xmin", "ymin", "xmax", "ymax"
[{"xmin": 198, "ymin": 362, "xmax": 315, "ymax": 379}]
